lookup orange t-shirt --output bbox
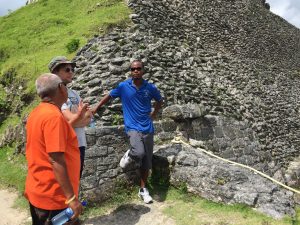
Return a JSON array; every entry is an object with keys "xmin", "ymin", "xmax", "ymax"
[{"xmin": 24, "ymin": 102, "xmax": 80, "ymax": 210}]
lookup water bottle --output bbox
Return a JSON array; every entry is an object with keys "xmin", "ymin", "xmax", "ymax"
[
  {"xmin": 51, "ymin": 207, "xmax": 73, "ymax": 225},
  {"xmin": 89, "ymin": 116, "xmax": 95, "ymax": 128},
  {"xmin": 51, "ymin": 201, "xmax": 87, "ymax": 225}
]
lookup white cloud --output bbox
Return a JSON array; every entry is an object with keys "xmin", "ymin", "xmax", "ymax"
[{"xmin": 267, "ymin": 0, "xmax": 300, "ymax": 28}]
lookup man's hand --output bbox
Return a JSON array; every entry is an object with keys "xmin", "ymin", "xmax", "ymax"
[
  {"xmin": 69, "ymin": 198, "xmax": 83, "ymax": 220},
  {"xmin": 77, "ymin": 101, "xmax": 88, "ymax": 119},
  {"xmin": 91, "ymin": 107, "xmax": 97, "ymax": 115},
  {"xmin": 91, "ymin": 94, "xmax": 112, "ymax": 115},
  {"xmin": 150, "ymin": 111, "xmax": 157, "ymax": 120}
]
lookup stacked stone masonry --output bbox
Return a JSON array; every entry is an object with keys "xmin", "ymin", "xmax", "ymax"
[{"xmin": 68, "ymin": 0, "xmax": 300, "ymax": 218}]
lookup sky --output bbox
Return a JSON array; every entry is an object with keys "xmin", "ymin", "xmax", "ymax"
[
  {"xmin": 0, "ymin": 0, "xmax": 27, "ymax": 16},
  {"xmin": 0, "ymin": 0, "xmax": 299, "ymax": 29},
  {"xmin": 267, "ymin": 0, "xmax": 300, "ymax": 28}
]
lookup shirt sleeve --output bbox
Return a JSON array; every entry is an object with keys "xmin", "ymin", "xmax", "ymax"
[
  {"xmin": 150, "ymin": 84, "xmax": 163, "ymax": 102},
  {"xmin": 43, "ymin": 115, "xmax": 68, "ymax": 153},
  {"xmin": 109, "ymin": 83, "xmax": 122, "ymax": 98}
]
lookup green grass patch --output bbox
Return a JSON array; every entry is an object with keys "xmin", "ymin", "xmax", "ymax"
[
  {"xmin": 0, "ymin": 0, "xmax": 131, "ymax": 92},
  {"xmin": 0, "ymin": 144, "xmax": 26, "ymax": 192},
  {"xmin": 81, "ymin": 180, "xmax": 138, "ymax": 220},
  {"xmin": 163, "ymin": 188, "xmax": 299, "ymax": 225},
  {"xmin": 0, "ymin": 144, "xmax": 28, "ymax": 213}
]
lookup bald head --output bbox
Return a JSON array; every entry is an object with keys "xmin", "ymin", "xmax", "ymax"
[{"xmin": 35, "ymin": 73, "xmax": 63, "ymax": 99}]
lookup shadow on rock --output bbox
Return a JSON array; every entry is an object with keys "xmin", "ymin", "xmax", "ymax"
[{"xmin": 82, "ymin": 204, "xmax": 150, "ymax": 225}]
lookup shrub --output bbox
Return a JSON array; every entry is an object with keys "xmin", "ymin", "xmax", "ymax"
[
  {"xmin": 66, "ymin": 38, "xmax": 80, "ymax": 53},
  {"xmin": 0, "ymin": 48, "xmax": 9, "ymax": 63}
]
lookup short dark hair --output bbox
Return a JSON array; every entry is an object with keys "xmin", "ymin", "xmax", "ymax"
[{"xmin": 131, "ymin": 60, "xmax": 144, "ymax": 69}]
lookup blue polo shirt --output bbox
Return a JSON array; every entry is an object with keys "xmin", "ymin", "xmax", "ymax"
[{"xmin": 110, "ymin": 78, "xmax": 162, "ymax": 133}]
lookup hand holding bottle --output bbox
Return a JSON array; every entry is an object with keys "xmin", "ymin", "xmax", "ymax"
[
  {"xmin": 51, "ymin": 200, "xmax": 86, "ymax": 225},
  {"xmin": 69, "ymin": 198, "xmax": 83, "ymax": 220}
]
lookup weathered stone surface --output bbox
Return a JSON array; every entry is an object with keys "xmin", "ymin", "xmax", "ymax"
[
  {"xmin": 162, "ymin": 104, "xmax": 205, "ymax": 121},
  {"xmin": 154, "ymin": 144, "xmax": 295, "ymax": 219}
]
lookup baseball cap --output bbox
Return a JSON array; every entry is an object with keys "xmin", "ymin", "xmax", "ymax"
[{"xmin": 48, "ymin": 56, "xmax": 76, "ymax": 72}]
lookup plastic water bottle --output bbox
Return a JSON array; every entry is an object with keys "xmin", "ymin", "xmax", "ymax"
[
  {"xmin": 51, "ymin": 207, "xmax": 73, "ymax": 225},
  {"xmin": 51, "ymin": 201, "xmax": 87, "ymax": 225},
  {"xmin": 89, "ymin": 116, "xmax": 95, "ymax": 128}
]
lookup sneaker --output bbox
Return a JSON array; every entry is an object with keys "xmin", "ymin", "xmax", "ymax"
[
  {"xmin": 138, "ymin": 188, "xmax": 153, "ymax": 204},
  {"xmin": 120, "ymin": 149, "xmax": 133, "ymax": 169}
]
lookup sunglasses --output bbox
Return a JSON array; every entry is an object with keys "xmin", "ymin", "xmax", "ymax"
[
  {"xmin": 130, "ymin": 67, "xmax": 142, "ymax": 72},
  {"xmin": 64, "ymin": 67, "xmax": 75, "ymax": 73}
]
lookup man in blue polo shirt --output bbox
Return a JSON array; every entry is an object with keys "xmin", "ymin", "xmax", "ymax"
[{"xmin": 92, "ymin": 60, "xmax": 163, "ymax": 203}]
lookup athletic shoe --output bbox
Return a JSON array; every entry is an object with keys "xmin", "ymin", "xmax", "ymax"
[
  {"xmin": 138, "ymin": 188, "xmax": 153, "ymax": 204},
  {"xmin": 119, "ymin": 149, "xmax": 133, "ymax": 169}
]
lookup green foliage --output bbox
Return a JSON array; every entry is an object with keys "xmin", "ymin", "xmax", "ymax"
[
  {"xmin": 0, "ymin": 48, "xmax": 9, "ymax": 63},
  {"xmin": 66, "ymin": 38, "xmax": 80, "ymax": 53},
  {"xmin": 81, "ymin": 179, "xmax": 137, "ymax": 220},
  {"xmin": 177, "ymin": 181, "xmax": 188, "ymax": 194},
  {"xmin": 0, "ymin": 144, "xmax": 26, "ymax": 192},
  {"xmin": 0, "ymin": 67, "xmax": 16, "ymax": 86},
  {"xmin": 163, "ymin": 189, "xmax": 297, "ymax": 225},
  {"xmin": 112, "ymin": 114, "xmax": 123, "ymax": 125},
  {"xmin": 0, "ymin": 0, "xmax": 131, "ymax": 90}
]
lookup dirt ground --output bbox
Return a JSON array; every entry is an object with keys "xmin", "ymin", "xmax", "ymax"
[
  {"xmin": 82, "ymin": 201, "xmax": 176, "ymax": 225},
  {"xmin": 0, "ymin": 189, "xmax": 29, "ymax": 225},
  {"xmin": 0, "ymin": 189, "xmax": 175, "ymax": 225}
]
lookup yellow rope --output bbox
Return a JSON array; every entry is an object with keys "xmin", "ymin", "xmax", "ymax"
[{"xmin": 171, "ymin": 136, "xmax": 300, "ymax": 195}]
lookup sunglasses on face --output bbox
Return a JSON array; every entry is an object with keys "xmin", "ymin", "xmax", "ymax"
[
  {"xmin": 130, "ymin": 67, "xmax": 142, "ymax": 72},
  {"xmin": 64, "ymin": 67, "xmax": 75, "ymax": 73}
]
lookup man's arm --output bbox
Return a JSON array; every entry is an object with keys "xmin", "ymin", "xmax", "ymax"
[
  {"xmin": 62, "ymin": 108, "xmax": 92, "ymax": 128},
  {"xmin": 150, "ymin": 99, "xmax": 163, "ymax": 120},
  {"xmin": 49, "ymin": 152, "xmax": 82, "ymax": 220},
  {"xmin": 91, "ymin": 94, "xmax": 112, "ymax": 114},
  {"xmin": 62, "ymin": 101, "xmax": 90, "ymax": 128}
]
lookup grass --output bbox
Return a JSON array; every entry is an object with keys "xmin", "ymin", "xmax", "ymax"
[
  {"xmin": 80, "ymin": 180, "xmax": 138, "ymax": 220},
  {"xmin": 0, "ymin": 0, "xmax": 131, "ymax": 145},
  {"xmin": 0, "ymin": 144, "xmax": 28, "ymax": 210},
  {"xmin": 0, "ymin": 0, "xmax": 131, "ymax": 94},
  {"xmin": 78, "ymin": 178, "xmax": 300, "ymax": 225},
  {"xmin": 162, "ymin": 188, "xmax": 299, "ymax": 225}
]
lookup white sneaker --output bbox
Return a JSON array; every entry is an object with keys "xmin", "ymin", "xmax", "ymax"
[
  {"xmin": 138, "ymin": 188, "xmax": 153, "ymax": 204},
  {"xmin": 120, "ymin": 149, "xmax": 133, "ymax": 169}
]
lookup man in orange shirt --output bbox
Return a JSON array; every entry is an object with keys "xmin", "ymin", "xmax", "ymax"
[{"xmin": 24, "ymin": 73, "xmax": 87, "ymax": 225}]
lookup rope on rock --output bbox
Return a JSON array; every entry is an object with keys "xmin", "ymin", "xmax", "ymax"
[{"xmin": 171, "ymin": 136, "xmax": 300, "ymax": 195}]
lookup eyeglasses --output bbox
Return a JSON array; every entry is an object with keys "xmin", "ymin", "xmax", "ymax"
[
  {"xmin": 64, "ymin": 67, "xmax": 75, "ymax": 73},
  {"xmin": 130, "ymin": 67, "xmax": 142, "ymax": 72}
]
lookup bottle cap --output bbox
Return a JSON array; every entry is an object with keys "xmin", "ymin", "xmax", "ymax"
[
  {"xmin": 65, "ymin": 208, "xmax": 74, "ymax": 217},
  {"xmin": 81, "ymin": 201, "xmax": 87, "ymax": 207}
]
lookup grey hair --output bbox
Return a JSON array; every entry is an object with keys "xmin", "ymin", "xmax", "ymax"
[{"xmin": 35, "ymin": 73, "xmax": 62, "ymax": 99}]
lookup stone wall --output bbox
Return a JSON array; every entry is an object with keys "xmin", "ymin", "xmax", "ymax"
[
  {"xmin": 71, "ymin": 0, "xmax": 300, "ymax": 178},
  {"xmin": 47, "ymin": 0, "xmax": 300, "ymax": 218},
  {"xmin": 80, "ymin": 120, "xmax": 178, "ymax": 202},
  {"xmin": 26, "ymin": 0, "xmax": 38, "ymax": 5},
  {"xmin": 82, "ymin": 108, "xmax": 295, "ymax": 218}
]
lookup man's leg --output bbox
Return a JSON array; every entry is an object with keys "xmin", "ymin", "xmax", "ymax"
[
  {"xmin": 29, "ymin": 202, "xmax": 63, "ymax": 225},
  {"xmin": 79, "ymin": 146, "xmax": 86, "ymax": 178},
  {"xmin": 138, "ymin": 133, "xmax": 154, "ymax": 203},
  {"xmin": 140, "ymin": 168, "xmax": 149, "ymax": 188}
]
